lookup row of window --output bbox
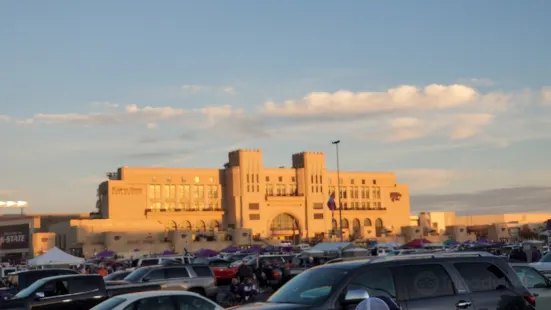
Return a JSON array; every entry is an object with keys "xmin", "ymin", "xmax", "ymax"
[
  {"xmin": 249, "ymin": 175, "xmax": 381, "ymax": 186},
  {"xmin": 328, "ymin": 178, "xmax": 379, "ymax": 185},
  {"xmin": 148, "ymin": 184, "xmax": 219, "ymax": 201},
  {"xmin": 328, "ymin": 186, "xmax": 382, "ymax": 200},
  {"xmin": 151, "ymin": 176, "xmax": 214, "ymax": 184},
  {"xmin": 147, "ymin": 202, "xmax": 222, "ymax": 212},
  {"xmin": 336, "ymin": 262, "xmax": 512, "ymax": 302}
]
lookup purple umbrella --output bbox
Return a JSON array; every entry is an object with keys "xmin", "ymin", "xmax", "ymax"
[
  {"xmin": 160, "ymin": 250, "xmax": 176, "ymax": 255},
  {"xmin": 221, "ymin": 246, "xmax": 240, "ymax": 253},
  {"xmin": 262, "ymin": 245, "xmax": 278, "ymax": 253},
  {"xmin": 96, "ymin": 250, "xmax": 115, "ymax": 258},
  {"xmin": 194, "ymin": 248, "xmax": 218, "ymax": 257},
  {"xmin": 280, "ymin": 246, "xmax": 292, "ymax": 252},
  {"xmin": 244, "ymin": 245, "xmax": 263, "ymax": 253}
]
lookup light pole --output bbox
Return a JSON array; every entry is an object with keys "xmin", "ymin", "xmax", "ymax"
[{"xmin": 332, "ymin": 140, "xmax": 343, "ymax": 242}]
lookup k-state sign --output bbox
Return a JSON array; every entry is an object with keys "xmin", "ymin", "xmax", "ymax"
[{"xmin": 0, "ymin": 224, "xmax": 30, "ymax": 250}]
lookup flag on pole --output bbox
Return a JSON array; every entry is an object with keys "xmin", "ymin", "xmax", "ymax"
[{"xmin": 327, "ymin": 192, "xmax": 336, "ymax": 212}]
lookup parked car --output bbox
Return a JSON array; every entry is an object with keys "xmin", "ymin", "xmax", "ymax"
[
  {"xmin": 231, "ymin": 251, "xmax": 536, "ymax": 309},
  {"xmin": 107, "ymin": 264, "xmax": 218, "ymax": 298},
  {"xmin": 104, "ymin": 270, "xmax": 133, "ymax": 281},
  {"xmin": 193, "ymin": 258, "xmax": 237, "ymax": 282},
  {"xmin": 135, "ymin": 256, "xmax": 192, "ymax": 267},
  {"xmin": 90, "ymin": 290, "xmax": 224, "ymax": 310},
  {"xmin": 0, "ymin": 268, "xmax": 78, "ymax": 300},
  {"xmin": 1, "ymin": 274, "xmax": 161, "ymax": 310},
  {"xmin": 512, "ymin": 264, "xmax": 551, "ymax": 310},
  {"xmin": 530, "ymin": 252, "xmax": 551, "ymax": 278}
]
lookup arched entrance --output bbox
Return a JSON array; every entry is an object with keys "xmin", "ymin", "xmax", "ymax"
[
  {"xmin": 375, "ymin": 218, "xmax": 384, "ymax": 237},
  {"xmin": 197, "ymin": 220, "xmax": 206, "ymax": 232},
  {"xmin": 332, "ymin": 218, "xmax": 338, "ymax": 230},
  {"xmin": 211, "ymin": 220, "xmax": 220, "ymax": 231},
  {"xmin": 270, "ymin": 213, "xmax": 300, "ymax": 244},
  {"xmin": 364, "ymin": 218, "xmax": 372, "ymax": 227},
  {"xmin": 352, "ymin": 218, "xmax": 361, "ymax": 238},
  {"xmin": 180, "ymin": 220, "xmax": 192, "ymax": 230}
]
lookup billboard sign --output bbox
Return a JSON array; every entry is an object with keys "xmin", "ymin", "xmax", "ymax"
[
  {"xmin": 0, "ymin": 224, "xmax": 30, "ymax": 250},
  {"xmin": 0, "ymin": 201, "xmax": 28, "ymax": 208}
]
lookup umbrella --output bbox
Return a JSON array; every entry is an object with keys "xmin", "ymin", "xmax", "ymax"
[
  {"xmin": 243, "ymin": 245, "xmax": 263, "ymax": 253},
  {"xmin": 262, "ymin": 245, "xmax": 279, "ymax": 253},
  {"xmin": 160, "ymin": 250, "xmax": 176, "ymax": 255},
  {"xmin": 96, "ymin": 250, "xmax": 115, "ymax": 258},
  {"xmin": 194, "ymin": 248, "xmax": 218, "ymax": 257},
  {"xmin": 221, "ymin": 246, "xmax": 240, "ymax": 253},
  {"xmin": 280, "ymin": 246, "xmax": 293, "ymax": 252},
  {"xmin": 403, "ymin": 239, "xmax": 431, "ymax": 249}
]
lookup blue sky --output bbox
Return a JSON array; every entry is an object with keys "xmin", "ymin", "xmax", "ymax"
[{"xmin": 1, "ymin": 1, "xmax": 550, "ymax": 214}]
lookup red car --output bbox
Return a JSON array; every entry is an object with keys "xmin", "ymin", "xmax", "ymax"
[{"xmin": 194, "ymin": 258, "xmax": 237, "ymax": 281}]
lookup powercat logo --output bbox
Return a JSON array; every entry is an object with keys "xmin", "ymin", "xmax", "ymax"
[{"xmin": 390, "ymin": 192, "xmax": 402, "ymax": 202}]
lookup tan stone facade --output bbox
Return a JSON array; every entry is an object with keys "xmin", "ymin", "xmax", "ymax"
[{"xmin": 96, "ymin": 149, "xmax": 411, "ymax": 242}]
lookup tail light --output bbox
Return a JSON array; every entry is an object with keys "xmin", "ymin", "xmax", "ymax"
[
  {"xmin": 524, "ymin": 292, "xmax": 536, "ymax": 307},
  {"xmin": 273, "ymin": 271, "xmax": 281, "ymax": 279}
]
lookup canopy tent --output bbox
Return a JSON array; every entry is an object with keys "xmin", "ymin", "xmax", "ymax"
[
  {"xmin": 159, "ymin": 250, "xmax": 176, "ymax": 255},
  {"xmin": 194, "ymin": 248, "xmax": 218, "ymax": 258},
  {"xmin": 402, "ymin": 239, "xmax": 431, "ymax": 249},
  {"xmin": 95, "ymin": 250, "xmax": 116, "ymax": 258},
  {"xmin": 342, "ymin": 247, "xmax": 369, "ymax": 257},
  {"xmin": 221, "ymin": 245, "xmax": 240, "ymax": 253},
  {"xmin": 242, "ymin": 245, "xmax": 263, "ymax": 253},
  {"xmin": 311, "ymin": 242, "xmax": 356, "ymax": 252},
  {"xmin": 28, "ymin": 247, "xmax": 84, "ymax": 266}
]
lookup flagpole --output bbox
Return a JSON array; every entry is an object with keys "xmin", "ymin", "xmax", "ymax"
[{"xmin": 332, "ymin": 140, "xmax": 343, "ymax": 242}]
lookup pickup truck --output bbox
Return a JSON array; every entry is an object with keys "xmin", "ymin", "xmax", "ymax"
[
  {"xmin": 0, "ymin": 268, "xmax": 78, "ymax": 300},
  {"xmin": 1, "ymin": 273, "xmax": 161, "ymax": 310}
]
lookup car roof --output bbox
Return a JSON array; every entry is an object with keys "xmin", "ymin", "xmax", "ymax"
[
  {"xmin": 10, "ymin": 268, "xmax": 75, "ymax": 275},
  {"xmin": 38, "ymin": 274, "xmax": 100, "ymax": 282},
  {"xmin": 114, "ymin": 290, "xmax": 206, "ymax": 301},
  {"xmin": 314, "ymin": 251, "xmax": 501, "ymax": 270}
]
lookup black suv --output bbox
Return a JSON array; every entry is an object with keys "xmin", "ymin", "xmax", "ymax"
[{"xmin": 232, "ymin": 252, "xmax": 536, "ymax": 309}]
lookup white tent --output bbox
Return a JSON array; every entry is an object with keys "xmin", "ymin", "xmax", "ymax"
[{"xmin": 28, "ymin": 247, "xmax": 84, "ymax": 266}]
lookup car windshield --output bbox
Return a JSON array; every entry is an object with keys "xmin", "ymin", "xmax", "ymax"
[
  {"xmin": 14, "ymin": 278, "xmax": 47, "ymax": 298},
  {"xmin": 540, "ymin": 252, "xmax": 551, "ymax": 262},
  {"xmin": 268, "ymin": 267, "xmax": 348, "ymax": 305},
  {"xmin": 90, "ymin": 297, "xmax": 127, "ymax": 310},
  {"xmin": 123, "ymin": 268, "xmax": 150, "ymax": 282},
  {"xmin": 104, "ymin": 272, "xmax": 130, "ymax": 281}
]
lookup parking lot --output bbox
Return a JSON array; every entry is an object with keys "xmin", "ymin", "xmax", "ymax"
[{"xmin": 215, "ymin": 284, "xmax": 272, "ymax": 304}]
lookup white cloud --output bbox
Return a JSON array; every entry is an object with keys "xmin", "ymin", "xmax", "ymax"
[
  {"xmin": 90, "ymin": 101, "xmax": 119, "ymax": 108},
  {"xmin": 263, "ymin": 84, "xmax": 479, "ymax": 117},
  {"xmin": 0, "ymin": 189, "xmax": 17, "ymax": 196},
  {"xmin": 0, "ymin": 115, "xmax": 10, "ymax": 121},
  {"xmin": 396, "ymin": 169, "xmax": 474, "ymax": 192},
  {"xmin": 450, "ymin": 114, "xmax": 494, "ymax": 139},
  {"xmin": 147, "ymin": 123, "xmax": 158, "ymax": 129},
  {"xmin": 542, "ymin": 86, "xmax": 551, "ymax": 105},
  {"xmin": 182, "ymin": 84, "xmax": 204, "ymax": 92},
  {"xmin": 222, "ymin": 86, "xmax": 237, "ymax": 95},
  {"xmin": 456, "ymin": 78, "xmax": 495, "ymax": 87}
]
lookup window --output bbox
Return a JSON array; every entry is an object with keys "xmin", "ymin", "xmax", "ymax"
[
  {"xmin": 256, "ymin": 174, "xmax": 259, "ymax": 183},
  {"xmin": 134, "ymin": 296, "xmax": 176, "ymax": 310},
  {"xmin": 209, "ymin": 260, "xmax": 230, "ymax": 268},
  {"xmin": 249, "ymin": 214, "xmax": 260, "ymax": 220},
  {"xmin": 70, "ymin": 278, "xmax": 99, "ymax": 294},
  {"xmin": 175, "ymin": 295, "xmax": 216, "ymax": 310},
  {"xmin": 362, "ymin": 179, "xmax": 365, "ymax": 185},
  {"xmin": 351, "ymin": 179, "xmax": 355, "ymax": 185},
  {"xmin": 40, "ymin": 279, "xmax": 69, "ymax": 297},
  {"xmin": 166, "ymin": 267, "xmax": 189, "ymax": 279},
  {"xmin": 454, "ymin": 262, "xmax": 510, "ymax": 292},
  {"xmin": 512, "ymin": 266, "xmax": 548, "ymax": 289},
  {"xmin": 292, "ymin": 177, "xmax": 296, "ymax": 182},
  {"xmin": 266, "ymin": 176, "xmax": 270, "ymax": 182},
  {"xmin": 314, "ymin": 213, "xmax": 324, "ymax": 220},
  {"xmin": 269, "ymin": 268, "xmax": 348, "ymax": 306},
  {"xmin": 396, "ymin": 264, "xmax": 455, "ymax": 300},
  {"xmin": 278, "ymin": 176, "xmax": 283, "ymax": 182},
  {"xmin": 207, "ymin": 186, "xmax": 218, "ymax": 198},
  {"xmin": 347, "ymin": 268, "xmax": 396, "ymax": 300},
  {"xmin": 313, "ymin": 203, "xmax": 323, "ymax": 209},
  {"xmin": 145, "ymin": 269, "xmax": 166, "ymax": 281},
  {"xmin": 249, "ymin": 203, "xmax": 260, "ymax": 210},
  {"xmin": 373, "ymin": 179, "xmax": 377, "ymax": 185},
  {"xmin": 192, "ymin": 266, "xmax": 213, "ymax": 277}
]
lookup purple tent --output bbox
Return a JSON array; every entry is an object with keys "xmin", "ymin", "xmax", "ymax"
[
  {"xmin": 221, "ymin": 246, "xmax": 240, "ymax": 253},
  {"xmin": 96, "ymin": 250, "xmax": 115, "ymax": 258},
  {"xmin": 194, "ymin": 248, "xmax": 218, "ymax": 257},
  {"xmin": 280, "ymin": 246, "xmax": 293, "ymax": 252},
  {"xmin": 262, "ymin": 245, "xmax": 278, "ymax": 252},
  {"xmin": 244, "ymin": 245, "xmax": 263, "ymax": 253},
  {"xmin": 160, "ymin": 250, "xmax": 176, "ymax": 255}
]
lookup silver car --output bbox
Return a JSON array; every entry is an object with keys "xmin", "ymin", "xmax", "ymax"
[
  {"xmin": 90, "ymin": 290, "xmax": 223, "ymax": 310},
  {"xmin": 512, "ymin": 264, "xmax": 551, "ymax": 310},
  {"xmin": 108, "ymin": 264, "xmax": 218, "ymax": 298}
]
